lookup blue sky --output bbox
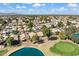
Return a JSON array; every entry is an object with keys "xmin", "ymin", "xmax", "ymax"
[{"xmin": 0, "ymin": 3, "xmax": 79, "ymax": 15}]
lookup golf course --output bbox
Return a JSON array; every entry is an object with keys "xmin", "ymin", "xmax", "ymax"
[{"xmin": 50, "ymin": 41, "xmax": 79, "ymax": 56}]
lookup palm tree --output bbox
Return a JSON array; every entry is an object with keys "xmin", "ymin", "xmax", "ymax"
[
  {"xmin": 28, "ymin": 20, "xmax": 34, "ymax": 32},
  {"xmin": 13, "ymin": 18, "xmax": 21, "ymax": 43},
  {"xmin": 31, "ymin": 34, "xmax": 39, "ymax": 43},
  {"xmin": 59, "ymin": 32, "xmax": 66, "ymax": 40},
  {"xmin": 41, "ymin": 25, "xmax": 52, "ymax": 37},
  {"xmin": 5, "ymin": 36, "xmax": 14, "ymax": 46}
]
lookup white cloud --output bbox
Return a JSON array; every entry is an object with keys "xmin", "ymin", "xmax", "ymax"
[
  {"xmin": 2, "ymin": 3, "xmax": 14, "ymax": 9},
  {"xmin": 16, "ymin": 5, "xmax": 26, "ymax": 9},
  {"xmin": 59, "ymin": 7, "xmax": 66, "ymax": 10},
  {"xmin": 33, "ymin": 3, "xmax": 46, "ymax": 7},
  {"xmin": 67, "ymin": 3, "xmax": 78, "ymax": 7},
  {"xmin": 55, "ymin": 7, "xmax": 67, "ymax": 11},
  {"xmin": 51, "ymin": 6, "xmax": 68, "ymax": 12},
  {"xmin": 67, "ymin": 3, "xmax": 78, "ymax": 11}
]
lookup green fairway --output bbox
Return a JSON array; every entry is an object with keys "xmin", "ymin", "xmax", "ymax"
[
  {"xmin": 50, "ymin": 41, "xmax": 79, "ymax": 56},
  {"xmin": 0, "ymin": 49, "xmax": 8, "ymax": 56}
]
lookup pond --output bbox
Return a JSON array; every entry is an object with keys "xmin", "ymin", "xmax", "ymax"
[
  {"xmin": 72, "ymin": 33, "xmax": 79, "ymax": 38},
  {"xmin": 9, "ymin": 47, "xmax": 44, "ymax": 56}
]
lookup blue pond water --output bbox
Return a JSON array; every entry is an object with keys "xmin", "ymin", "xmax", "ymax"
[
  {"xmin": 72, "ymin": 33, "xmax": 79, "ymax": 38},
  {"xmin": 9, "ymin": 47, "xmax": 44, "ymax": 56}
]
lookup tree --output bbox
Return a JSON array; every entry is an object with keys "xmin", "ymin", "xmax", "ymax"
[
  {"xmin": 31, "ymin": 34, "xmax": 39, "ymax": 42},
  {"xmin": 12, "ymin": 30, "xmax": 19, "ymax": 35},
  {"xmin": 0, "ymin": 19, "xmax": 7, "ymax": 26},
  {"xmin": 41, "ymin": 25, "xmax": 52, "ymax": 37},
  {"xmin": 64, "ymin": 35, "xmax": 72, "ymax": 40},
  {"xmin": 40, "ymin": 16, "xmax": 50, "ymax": 23},
  {"xmin": 66, "ymin": 21, "xmax": 72, "ymax": 26},
  {"xmin": 29, "ymin": 16, "xmax": 35, "ymax": 21},
  {"xmin": 28, "ymin": 21, "xmax": 33, "ymax": 28},
  {"xmin": 5, "ymin": 36, "xmax": 14, "ymax": 46},
  {"xmin": 28, "ymin": 21, "xmax": 33, "ymax": 32},
  {"xmin": 0, "ymin": 19, "xmax": 3, "ymax": 24},
  {"xmin": 64, "ymin": 25, "xmax": 77, "ymax": 36},
  {"xmin": 0, "ymin": 35, "xmax": 4, "ymax": 41},
  {"xmin": 71, "ymin": 37, "xmax": 79, "ymax": 44},
  {"xmin": 59, "ymin": 32, "xmax": 66, "ymax": 40},
  {"xmin": 7, "ymin": 18, "xmax": 12, "ymax": 23},
  {"xmin": 57, "ymin": 21, "xmax": 64, "ymax": 27}
]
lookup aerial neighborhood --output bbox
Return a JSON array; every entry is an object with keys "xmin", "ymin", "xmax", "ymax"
[{"xmin": 0, "ymin": 15, "xmax": 79, "ymax": 56}]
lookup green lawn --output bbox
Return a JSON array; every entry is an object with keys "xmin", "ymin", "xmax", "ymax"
[
  {"xmin": 50, "ymin": 41, "xmax": 79, "ymax": 56},
  {"xmin": 0, "ymin": 49, "xmax": 8, "ymax": 56}
]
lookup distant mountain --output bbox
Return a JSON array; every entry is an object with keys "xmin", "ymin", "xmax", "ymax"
[
  {"xmin": 0, "ymin": 12, "xmax": 78, "ymax": 16},
  {"xmin": 0, "ymin": 12, "xmax": 20, "ymax": 16}
]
